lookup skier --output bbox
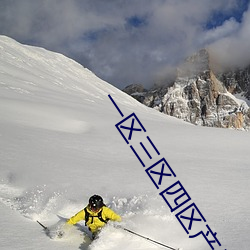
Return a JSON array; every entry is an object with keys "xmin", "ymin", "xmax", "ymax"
[{"xmin": 66, "ymin": 194, "xmax": 121, "ymax": 239}]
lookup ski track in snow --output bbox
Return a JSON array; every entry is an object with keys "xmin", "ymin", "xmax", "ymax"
[
  {"xmin": 0, "ymin": 181, "xmax": 185, "ymax": 250},
  {"xmin": 0, "ymin": 171, "xmax": 205, "ymax": 250}
]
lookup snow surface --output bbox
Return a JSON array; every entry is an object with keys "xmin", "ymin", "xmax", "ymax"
[{"xmin": 0, "ymin": 35, "xmax": 250, "ymax": 250}]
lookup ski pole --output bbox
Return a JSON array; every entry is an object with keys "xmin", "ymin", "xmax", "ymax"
[
  {"xmin": 37, "ymin": 220, "xmax": 48, "ymax": 231},
  {"xmin": 122, "ymin": 227, "xmax": 179, "ymax": 250}
]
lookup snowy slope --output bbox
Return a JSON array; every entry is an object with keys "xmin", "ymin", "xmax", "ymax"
[{"xmin": 0, "ymin": 36, "xmax": 250, "ymax": 250}]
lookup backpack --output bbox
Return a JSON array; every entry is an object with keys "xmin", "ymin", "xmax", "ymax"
[{"xmin": 84, "ymin": 206, "xmax": 109, "ymax": 226}]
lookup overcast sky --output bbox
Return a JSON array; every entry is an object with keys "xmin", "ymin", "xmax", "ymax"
[{"xmin": 0, "ymin": 0, "xmax": 249, "ymax": 89}]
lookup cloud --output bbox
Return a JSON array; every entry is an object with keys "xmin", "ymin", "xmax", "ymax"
[
  {"xmin": 200, "ymin": 18, "xmax": 240, "ymax": 45},
  {"xmin": 208, "ymin": 3, "xmax": 250, "ymax": 68},
  {"xmin": 0, "ymin": 0, "xmax": 249, "ymax": 89}
]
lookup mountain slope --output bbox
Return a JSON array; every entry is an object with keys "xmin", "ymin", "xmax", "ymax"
[{"xmin": 0, "ymin": 36, "xmax": 250, "ymax": 250}]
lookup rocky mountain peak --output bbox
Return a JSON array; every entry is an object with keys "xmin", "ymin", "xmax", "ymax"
[
  {"xmin": 177, "ymin": 48, "xmax": 210, "ymax": 78},
  {"xmin": 123, "ymin": 49, "xmax": 250, "ymax": 130}
]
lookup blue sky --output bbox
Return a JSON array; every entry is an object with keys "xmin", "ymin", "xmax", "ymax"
[
  {"xmin": 205, "ymin": 0, "xmax": 249, "ymax": 28},
  {"xmin": 0, "ymin": 0, "xmax": 249, "ymax": 89}
]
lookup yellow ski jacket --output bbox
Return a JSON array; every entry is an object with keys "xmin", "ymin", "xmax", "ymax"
[{"xmin": 67, "ymin": 206, "xmax": 121, "ymax": 233}]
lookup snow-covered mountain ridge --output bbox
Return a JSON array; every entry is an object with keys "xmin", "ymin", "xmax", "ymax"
[
  {"xmin": 123, "ymin": 49, "xmax": 250, "ymax": 130},
  {"xmin": 0, "ymin": 36, "xmax": 250, "ymax": 250}
]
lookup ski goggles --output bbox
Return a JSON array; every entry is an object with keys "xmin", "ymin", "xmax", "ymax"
[{"xmin": 89, "ymin": 205, "xmax": 101, "ymax": 212}]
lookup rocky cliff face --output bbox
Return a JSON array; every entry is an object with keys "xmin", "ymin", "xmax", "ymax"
[
  {"xmin": 123, "ymin": 49, "xmax": 250, "ymax": 130},
  {"xmin": 217, "ymin": 66, "xmax": 250, "ymax": 100}
]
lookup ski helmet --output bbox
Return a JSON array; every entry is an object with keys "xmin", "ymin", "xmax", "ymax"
[{"xmin": 89, "ymin": 195, "xmax": 104, "ymax": 210}]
